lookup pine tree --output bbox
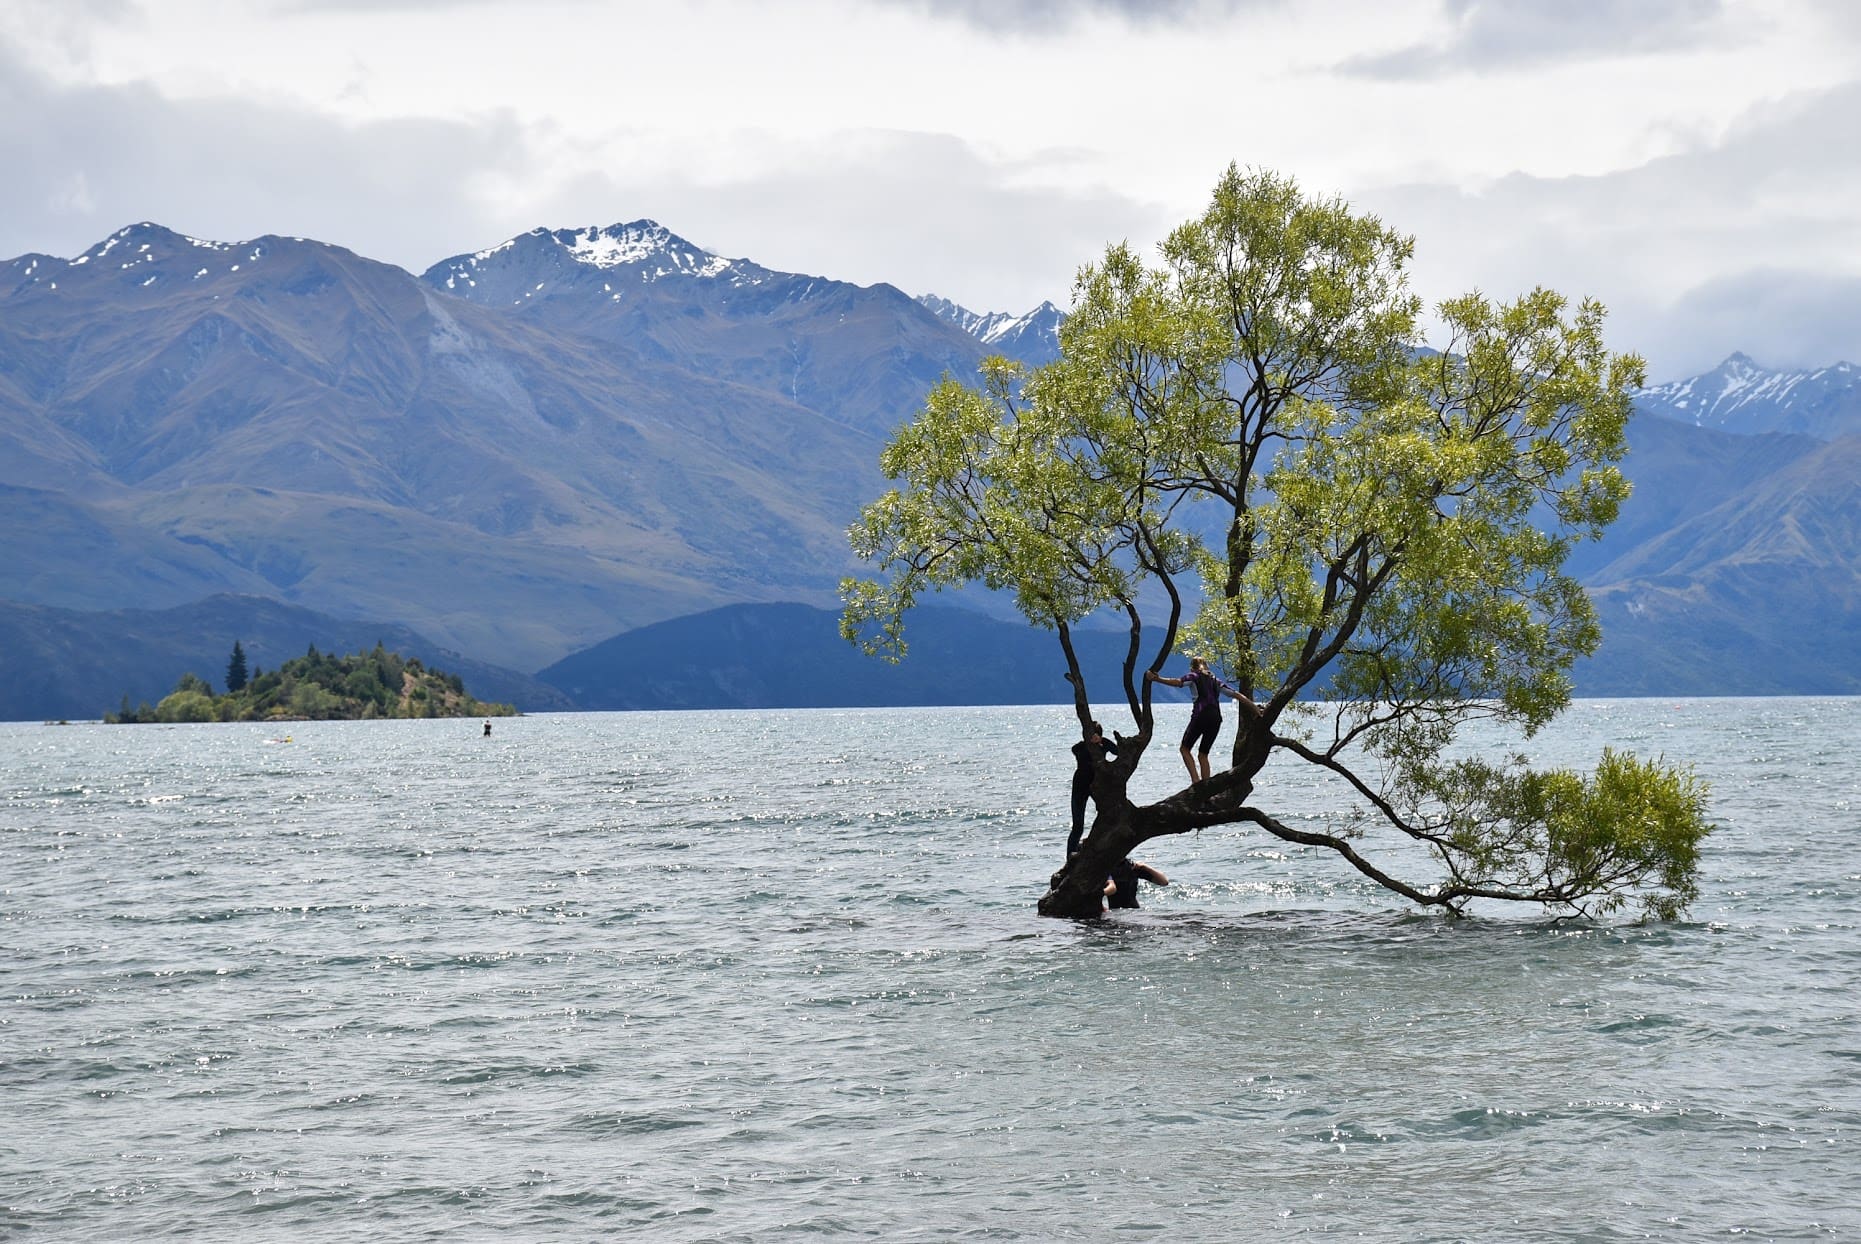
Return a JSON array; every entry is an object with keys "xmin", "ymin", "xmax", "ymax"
[{"xmin": 226, "ymin": 641, "xmax": 249, "ymax": 694}]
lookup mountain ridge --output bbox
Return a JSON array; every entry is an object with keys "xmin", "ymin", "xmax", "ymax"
[
  {"xmin": 1636, "ymin": 351, "xmax": 1861, "ymax": 439},
  {"xmin": 2, "ymin": 219, "xmax": 1857, "ymax": 715}
]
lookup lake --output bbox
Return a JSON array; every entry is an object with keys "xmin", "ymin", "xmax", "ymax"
[{"xmin": 2, "ymin": 699, "xmax": 1856, "ymax": 1240}]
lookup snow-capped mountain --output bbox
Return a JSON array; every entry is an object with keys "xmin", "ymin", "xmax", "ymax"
[
  {"xmin": 423, "ymin": 221, "xmax": 766, "ymax": 308},
  {"xmin": 917, "ymin": 294, "xmax": 1064, "ymax": 367},
  {"xmin": 422, "ymin": 222, "xmax": 1021, "ymax": 438},
  {"xmin": 1636, "ymin": 352, "xmax": 1861, "ymax": 440},
  {"xmin": 3, "ymin": 221, "xmax": 330, "ymax": 302}
]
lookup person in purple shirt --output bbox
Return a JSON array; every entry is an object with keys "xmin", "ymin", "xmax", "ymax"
[{"xmin": 1146, "ymin": 656, "xmax": 1245, "ymax": 784}]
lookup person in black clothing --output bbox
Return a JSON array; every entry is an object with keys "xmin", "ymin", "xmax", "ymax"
[
  {"xmin": 1105, "ymin": 858, "xmax": 1169, "ymax": 909},
  {"xmin": 1067, "ymin": 720, "xmax": 1119, "ymax": 858}
]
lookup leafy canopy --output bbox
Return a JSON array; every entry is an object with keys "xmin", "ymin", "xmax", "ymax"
[{"xmin": 844, "ymin": 165, "xmax": 1710, "ymax": 919}]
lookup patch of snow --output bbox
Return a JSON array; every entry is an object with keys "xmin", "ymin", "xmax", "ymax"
[
  {"xmin": 562, "ymin": 223, "xmax": 668, "ymax": 269},
  {"xmin": 471, "ymin": 237, "xmax": 521, "ymax": 263}
]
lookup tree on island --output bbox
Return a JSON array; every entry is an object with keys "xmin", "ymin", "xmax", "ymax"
[
  {"xmin": 225, "ymin": 641, "xmax": 249, "ymax": 694},
  {"xmin": 843, "ymin": 166, "xmax": 1711, "ymax": 920},
  {"xmin": 107, "ymin": 643, "xmax": 516, "ymax": 722}
]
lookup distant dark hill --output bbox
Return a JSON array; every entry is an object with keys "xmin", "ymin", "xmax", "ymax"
[
  {"xmin": 0, "ymin": 594, "xmax": 570, "ymax": 722},
  {"xmin": 536, "ymin": 602, "xmax": 1143, "ymax": 710}
]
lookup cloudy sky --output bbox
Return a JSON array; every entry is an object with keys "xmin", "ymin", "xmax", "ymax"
[{"xmin": 3, "ymin": 0, "xmax": 1858, "ymax": 380}]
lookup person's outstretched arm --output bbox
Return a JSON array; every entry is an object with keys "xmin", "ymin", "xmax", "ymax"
[{"xmin": 1221, "ymin": 682, "xmax": 1259, "ymax": 713}]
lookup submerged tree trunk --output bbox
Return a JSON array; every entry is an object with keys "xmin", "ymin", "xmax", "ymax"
[
  {"xmin": 1040, "ymin": 763, "xmax": 1260, "ymax": 918},
  {"xmin": 1040, "ymin": 812, "xmax": 1140, "ymax": 917}
]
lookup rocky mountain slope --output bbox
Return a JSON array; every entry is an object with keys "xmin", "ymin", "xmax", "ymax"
[
  {"xmin": 1578, "ymin": 431, "xmax": 1861, "ymax": 693},
  {"xmin": 421, "ymin": 221, "xmax": 995, "ymax": 438}
]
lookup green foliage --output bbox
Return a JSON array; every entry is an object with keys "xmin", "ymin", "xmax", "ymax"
[
  {"xmin": 106, "ymin": 646, "xmax": 516, "ymax": 723},
  {"xmin": 844, "ymin": 163, "xmax": 1711, "ymax": 919},
  {"xmin": 155, "ymin": 689, "xmax": 215, "ymax": 723},
  {"xmin": 1394, "ymin": 747, "xmax": 1708, "ymax": 920}
]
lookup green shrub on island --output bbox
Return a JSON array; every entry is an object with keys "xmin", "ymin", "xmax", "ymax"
[{"xmin": 107, "ymin": 643, "xmax": 517, "ymax": 723}]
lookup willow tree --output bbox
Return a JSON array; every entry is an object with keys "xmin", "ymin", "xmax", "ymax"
[{"xmin": 843, "ymin": 166, "xmax": 1710, "ymax": 920}]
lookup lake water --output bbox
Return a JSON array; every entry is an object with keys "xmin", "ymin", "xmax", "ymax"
[{"xmin": 2, "ymin": 699, "xmax": 1857, "ymax": 1240}]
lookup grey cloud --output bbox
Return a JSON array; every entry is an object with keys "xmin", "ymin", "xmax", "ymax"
[
  {"xmin": 1354, "ymin": 80, "xmax": 1861, "ymax": 380},
  {"xmin": 870, "ymin": 0, "xmax": 1272, "ymax": 36},
  {"xmin": 1345, "ymin": 0, "xmax": 1727, "ymax": 79},
  {"xmin": 2, "ymin": 0, "xmax": 138, "ymax": 67},
  {"xmin": 0, "ymin": 48, "xmax": 542, "ymax": 270},
  {"xmin": 1658, "ymin": 269, "xmax": 1861, "ymax": 372},
  {"xmin": 271, "ymin": 0, "xmax": 525, "ymax": 13}
]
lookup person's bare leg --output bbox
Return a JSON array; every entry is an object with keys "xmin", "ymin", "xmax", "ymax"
[
  {"xmin": 1197, "ymin": 750, "xmax": 1213, "ymax": 782},
  {"xmin": 1180, "ymin": 745, "xmax": 1197, "ymax": 784}
]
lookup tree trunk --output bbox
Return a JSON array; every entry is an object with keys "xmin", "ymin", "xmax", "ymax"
[
  {"xmin": 1038, "ymin": 762, "xmax": 1258, "ymax": 917},
  {"xmin": 1039, "ymin": 811, "xmax": 1142, "ymax": 918}
]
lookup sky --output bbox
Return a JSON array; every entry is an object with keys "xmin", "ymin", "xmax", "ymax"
[{"xmin": 2, "ymin": 0, "xmax": 1859, "ymax": 381}]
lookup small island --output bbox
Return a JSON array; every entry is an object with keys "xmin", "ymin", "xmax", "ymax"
[{"xmin": 107, "ymin": 643, "xmax": 517, "ymax": 723}]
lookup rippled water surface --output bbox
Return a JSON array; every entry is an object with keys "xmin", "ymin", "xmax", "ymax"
[{"xmin": 3, "ymin": 699, "xmax": 1857, "ymax": 1240}]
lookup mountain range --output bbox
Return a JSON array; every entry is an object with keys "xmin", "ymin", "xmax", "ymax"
[
  {"xmin": 0, "ymin": 221, "xmax": 1057, "ymax": 674},
  {"xmin": 1634, "ymin": 352, "xmax": 1861, "ymax": 439},
  {"xmin": 0, "ymin": 219, "xmax": 1854, "ymax": 718}
]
